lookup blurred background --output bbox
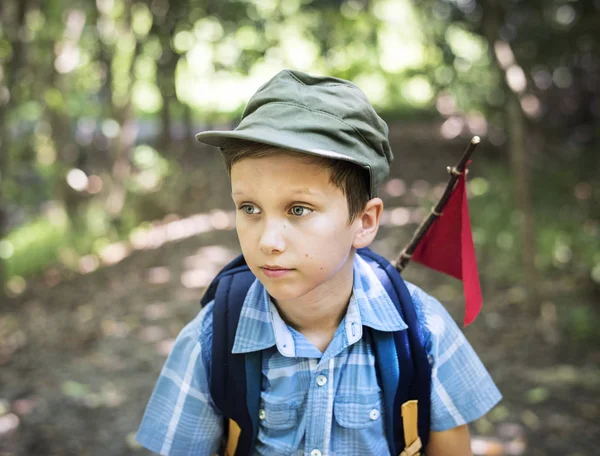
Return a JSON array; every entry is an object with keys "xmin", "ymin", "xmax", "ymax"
[{"xmin": 0, "ymin": 0, "xmax": 598, "ymax": 455}]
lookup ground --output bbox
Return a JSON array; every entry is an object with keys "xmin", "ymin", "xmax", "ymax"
[{"xmin": 1, "ymin": 122, "xmax": 598, "ymax": 455}]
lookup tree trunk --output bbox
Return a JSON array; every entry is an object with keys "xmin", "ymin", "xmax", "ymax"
[
  {"xmin": 505, "ymin": 94, "xmax": 538, "ymax": 303},
  {"xmin": 156, "ymin": 57, "xmax": 174, "ymax": 155},
  {"xmin": 152, "ymin": 8, "xmax": 182, "ymax": 157},
  {"xmin": 481, "ymin": 0, "xmax": 538, "ymax": 308},
  {"xmin": 0, "ymin": 0, "xmax": 29, "ymax": 296},
  {"xmin": 96, "ymin": 0, "xmax": 141, "ymax": 226},
  {"xmin": 183, "ymin": 102, "xmax": 195, "ymax": 154},
  {"xmin": 104, "ymin": 37, "xmax": 141, "ymax": 223},
  {"xmin": 0, "ymin": 94, "xmax": 10, "ymax": 297},
  {"xmin": 106, "ymin": 100, "xmax": 136, "ymax": 221}
]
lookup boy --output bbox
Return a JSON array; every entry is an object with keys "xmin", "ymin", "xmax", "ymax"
[{"xmin": 136, "ymin": 70, "xmax": 502, "ymax": 456}]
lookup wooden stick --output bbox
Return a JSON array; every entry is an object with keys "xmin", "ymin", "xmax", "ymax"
[{"xmin": 395, "ymin": 136, "xmax": 481, "ymax": 272}]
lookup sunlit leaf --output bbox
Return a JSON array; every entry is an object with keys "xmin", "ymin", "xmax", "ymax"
[
  {"xmin": 525, "ymin": 387, "xmax": 550, "ymax": 404},
  {"xmin": 61, "ymin": 381, "xmax": 90, "ymax": 399},
  {"xmin": 132, "ymin": 3, "xmax": 153, "ymax": 38}
]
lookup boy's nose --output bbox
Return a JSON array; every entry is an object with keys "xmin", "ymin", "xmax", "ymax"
[{"xmin": 259, "ymin": 219, "xmax": 286, "ymax": 254}]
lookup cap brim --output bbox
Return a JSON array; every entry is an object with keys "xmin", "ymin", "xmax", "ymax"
[{"xmin": 195, "ymin": 129, "xmax": 360, "ymax": 165}]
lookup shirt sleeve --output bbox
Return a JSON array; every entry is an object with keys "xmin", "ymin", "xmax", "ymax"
[
  {"xmin": 136, "ymin": 301, "xmax": 224, "ymax": 455},
  {"xmin": 407, "ymin": 283, "xmax": 503, "ymax": 432}
]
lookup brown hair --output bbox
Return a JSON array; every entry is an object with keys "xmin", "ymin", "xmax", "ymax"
[{"xmin": 223, "ymin": 141, "xmax": 370, "ymax": 223}]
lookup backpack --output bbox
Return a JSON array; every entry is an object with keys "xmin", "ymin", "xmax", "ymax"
[{"xmin": 200, "ymin": 247, "xmax": 432, "ymax": 456}]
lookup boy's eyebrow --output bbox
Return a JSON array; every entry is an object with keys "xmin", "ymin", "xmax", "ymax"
[{"xmin": 289, "ymin": 188, "xmax": 324, "ymax": 197}]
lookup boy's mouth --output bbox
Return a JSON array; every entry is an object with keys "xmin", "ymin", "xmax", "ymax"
[{"xmin": 260, "ymin": 265, "xmax": 294, "ymax": 278}]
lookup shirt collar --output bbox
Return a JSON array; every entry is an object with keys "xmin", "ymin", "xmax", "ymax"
[
  {"xmin": 351, "ymin": 254, "xmax": 408, "ymax": 333},
  {"xmin": 231, "ymin": 252, "xmax": 407, "ymax": 355},
  {"xmin": 230, "ymin": 280, "xmax": 276, "ymax": 354}
]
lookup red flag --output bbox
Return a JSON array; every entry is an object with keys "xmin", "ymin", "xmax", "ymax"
[{"xmin": 411, "ymin": 172, "xmax": 482, "ymax": 326}]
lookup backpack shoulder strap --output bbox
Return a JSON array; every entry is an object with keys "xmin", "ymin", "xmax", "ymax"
[
  {"xmin": 200, "ymin": 253, "xmax": 250, "ymax": 308},
  {"xmin": 202, "ymin": 254, "xmax": 261, "ymax": 456},
  {"xmin": 357, "ymin": 248, "xmax": 432, "ymax": 454}
]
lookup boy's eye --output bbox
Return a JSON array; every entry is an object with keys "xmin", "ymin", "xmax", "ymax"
[
  {"xmin": 290, "ymin": 206, "xmax": 312, "ymax": 217},
  {"xmin": 240, "ymin": 204, "xmax": 261, "ymax": 215}
]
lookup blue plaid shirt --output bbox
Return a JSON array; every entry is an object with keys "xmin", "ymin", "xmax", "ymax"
[{"xmin": 136, "ymin": 254, "xmax": 501, "ymax": 455}]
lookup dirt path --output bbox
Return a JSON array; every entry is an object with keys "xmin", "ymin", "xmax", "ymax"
[{"xmin": 1, "ymin": 124, "xmax": 598, "ymax": 455}]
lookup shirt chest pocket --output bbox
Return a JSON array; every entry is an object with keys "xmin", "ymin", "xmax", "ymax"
[
  {"xmin": 256, "ymin": 397, "xmax": 300, "ymax": 455},
  {"xmin": 333, "ymin": 392, "xmax": 390, "ymax": 454},
  {"xmin": 333, "ymin": 392, "xmax": 383, "ymax": 429},
  {"xmin": 259, "ymin": 399, "xmax": 298, "ymax": 430}
]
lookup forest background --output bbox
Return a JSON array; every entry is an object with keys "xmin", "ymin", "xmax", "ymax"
[{"xmin": 0, "ymin": 0, "xmax": 598, "ymax": 455}]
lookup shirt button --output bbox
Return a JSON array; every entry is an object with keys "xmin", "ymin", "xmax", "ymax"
[
  {"xmin": 258, "ymin": 409, "xmax": 266, "ymax": 420},
  {"xmin": 316, "ymin": 375, "xmax": 327, "ymax": 386},
  {"xmin": 369, "ymin": 408, "xmax": 380, "ymax": 420},
  {"xmin": 310, "ymin": 450, "xmax": 322, "ymax": 456},
  {"xmin": 427, "ymin": 354, "xmax": 435, "ymax": 366}
]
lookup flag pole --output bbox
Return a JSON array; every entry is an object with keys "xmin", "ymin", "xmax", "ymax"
[{"xmin": 395, "ymin": 136, "xmax": 481, "ymax": 272}]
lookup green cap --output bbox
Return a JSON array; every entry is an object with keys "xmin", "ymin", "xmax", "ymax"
[{"xmin": 195, "ymin": 69, "xmax": 393, "ymax": 197}]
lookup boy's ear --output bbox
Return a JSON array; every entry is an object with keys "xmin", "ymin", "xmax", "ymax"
[{"xmin": 353, "ymin": 198, "xmax": 384, "ymax": 249}]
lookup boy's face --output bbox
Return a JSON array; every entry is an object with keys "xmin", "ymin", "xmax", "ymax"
[{"xmin": 231, "ymin": 152, "xmax": 362, "ymax": 304}]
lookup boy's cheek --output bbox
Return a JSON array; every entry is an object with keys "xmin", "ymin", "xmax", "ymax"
[{"xmin": 235, "ymin": 220, "xmax": 252, "ymax": 239}]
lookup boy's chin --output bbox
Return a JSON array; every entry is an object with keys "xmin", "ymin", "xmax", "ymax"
[{"xmin": 261, "ymin": 283, "xmax": 306, "ymax": 304}]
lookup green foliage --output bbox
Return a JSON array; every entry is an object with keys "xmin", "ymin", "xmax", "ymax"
[
  {"xmin": 525, "ymin": 386, "xmax": 550, "ymax": 404},
  {"xmin": 563, "ymin": 304, "xmax": 598, "ymax": 343},
  {"xmin": 3, "ymin": 217, "xmax": 69, "ymax": 279},
  {"xmin": 467, "ymin": 155, "xmax": 600, "ymax": 285}
]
